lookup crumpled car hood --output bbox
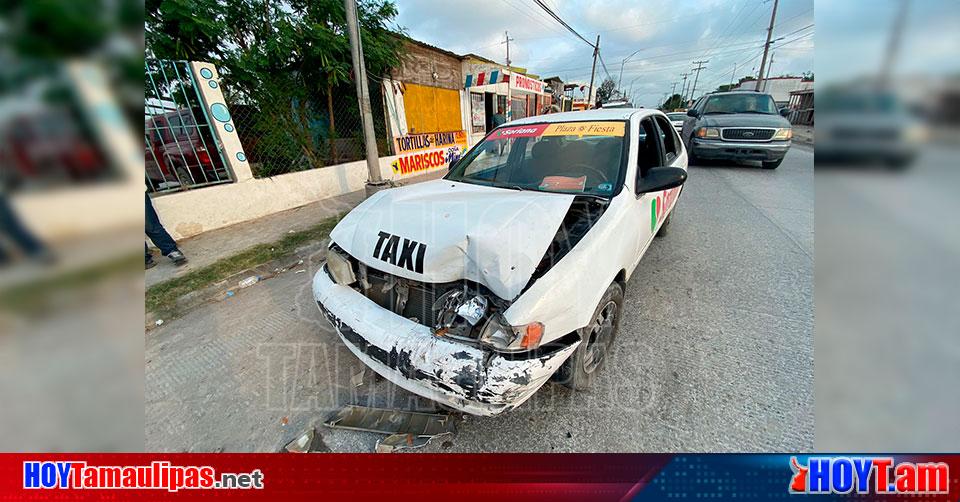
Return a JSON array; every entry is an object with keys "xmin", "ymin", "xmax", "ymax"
[{"xmin": 330, "ymin": 179, "xmax": 575, "ymax": 300}]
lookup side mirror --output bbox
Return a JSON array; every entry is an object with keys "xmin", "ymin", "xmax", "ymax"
[
  {"xmin": 779, "ymin": 107, "xmax": 790, "ymax": 117},
  {"xmin": 686, "ymin": 109, "xmax": 699, "ymax": 117},
  {"xmin": 637, "ymin": 167, "xmax": 687, "ymax": 194}
]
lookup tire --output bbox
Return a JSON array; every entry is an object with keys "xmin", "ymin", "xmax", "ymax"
[
  {"xmin": 556, "ymin": 282, "xmax": 625, "ymax": 390},
  {"xmin": 686, "ymin": 142, "xmax": 698, "ymax": 166},
  {"xmin": 656, "ymin": 210, "xmax": 672, "ymax": 237},
  {"xmin": 762, "ymin": 158, "xmax": 784, "ymax": 169}
]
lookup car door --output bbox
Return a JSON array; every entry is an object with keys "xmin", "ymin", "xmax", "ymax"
[
  {"xmin": 681, "ymin": 97, "xmax": 704, "ymax": 145},
  {"xmin": 651, "ymin": 114, "xmax": 685, "ymax": 222},
  {"xmin": 628, "ymin": 116, "xmax": 666, "ymax": 270}
]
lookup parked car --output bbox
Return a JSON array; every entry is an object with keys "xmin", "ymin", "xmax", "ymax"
[
  {"xmin": 681, "ymin": 90, "xmax": 792, "ymax": 169},
  {"xmin": 666, "ymin": 112, "xmax": 686, "ymax": 133},
  {"xmin": 145, "ymin": 108, "xmax": 227, "ymax": 190},
  {"xmin": 313, "ymin": 109, "xmax": 687, "ymax": 416},
  {"xmin": 815, "ymin": 85, "xmax": 923, "ymax": 168},
  {"xmin": 1, "ymin": 108, "xmax": 105, "ymax": 186}
]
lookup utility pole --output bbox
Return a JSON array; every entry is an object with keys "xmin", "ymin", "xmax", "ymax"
[
  {"xmin": 679, "ymin": 72, "xmax": 689, "ymax": 106},
  {"xmin": 344, "ymin": 0, "xmax": 383, "ymax": 192},
  {"xmin": 756, "ymin": 0, "xmax": 779, "ymax": 93},
  {"xmin": 689, "ymin": 60, "xmax": 708, "ymax": 103},
  {"xmin": 587, "ymin": 35, "xmax": 600, "ymax": 108},
  {"xmin": 763, "ymin": 52, "xmax": 775, "ymax": 92},
  {"xmin": 730, "ymin": 63, "xmax": 737, "ymax": 87},
  {"xmin": 503, "ymin": 30, "xmax": 514, "ymax": 121},
  {"xmin": 879, "ymin": 0, "xmax": 909, "ymax": 88}
]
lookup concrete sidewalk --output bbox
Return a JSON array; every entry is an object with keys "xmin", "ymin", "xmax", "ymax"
[
  {"xmin": 146, "ymin": 170, "xmax": 445, "ymax": 288},
  {"xmin": 793, "ymin": 125, "xmax": 814, "ymax": 146}
]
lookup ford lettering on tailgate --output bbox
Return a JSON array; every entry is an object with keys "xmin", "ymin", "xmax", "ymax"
[{"xmin": 373, "ymin": 231, "xmax": 426, "ymax": 273}]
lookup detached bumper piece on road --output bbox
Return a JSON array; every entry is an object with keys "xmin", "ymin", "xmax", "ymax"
[
  {"xmin": 313, "ymin": 267, "xmax": 580, "ymax": 416},
  {"xmin": 692, "ymin": 139, "xmax": 790, "ymax": 162}
]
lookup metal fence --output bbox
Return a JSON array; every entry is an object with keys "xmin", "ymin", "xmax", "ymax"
[
  {"xmin": 223, "ymin": 74, "xmax": 390, "ymax": 178},
  {"xmin": 145, "ymin": 59, "xmax": 232, "ymax": 194}
]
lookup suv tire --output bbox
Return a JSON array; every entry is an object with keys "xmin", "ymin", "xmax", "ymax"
[{"xmin": 762, "ymin": 158, "xmax": 784, "ymax": 169}]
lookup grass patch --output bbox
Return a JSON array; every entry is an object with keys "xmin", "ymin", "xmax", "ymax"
[
  {"xmin": 146, "ymin": 213, "xmax": 342, "ymax": 316},
  {"xmin": 0, "ymin": 252, "xmax": 142, "ymax": 314}
]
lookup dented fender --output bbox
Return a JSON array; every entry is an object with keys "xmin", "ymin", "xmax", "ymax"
[{"xmin": 313, "ymin": 267, "xmax": 579, "ymax": 416}]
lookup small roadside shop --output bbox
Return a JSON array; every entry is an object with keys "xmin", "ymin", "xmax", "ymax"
[{"xmin": 462, "ymin": 67, "xmax": 550, "ymax": 146}]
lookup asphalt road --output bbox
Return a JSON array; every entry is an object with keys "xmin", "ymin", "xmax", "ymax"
[{"xmin": 145, "ymin": 145, "xmax": 814, "ymax": 452}]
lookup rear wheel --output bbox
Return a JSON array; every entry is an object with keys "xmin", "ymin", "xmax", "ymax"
[
  {"xmin": 762, "ymin": 158, "xmax": 784, "ymax": 169},
  {"xmin": 656, "ymin": 210, "xmax": 673, "ymax": 237},
  {"xmin": 556, "ymin": 282, "xmax": 624, "ymax": 390}
]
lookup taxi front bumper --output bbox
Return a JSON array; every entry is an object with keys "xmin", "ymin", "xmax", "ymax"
[{"xmin": 312, "ymin": 266, "xmax": 580, "ymax": 416}]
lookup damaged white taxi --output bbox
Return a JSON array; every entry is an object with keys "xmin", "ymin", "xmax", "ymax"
[{"xmin": 313, "ymin": 108, "xmax": 687, "ymax": 416}]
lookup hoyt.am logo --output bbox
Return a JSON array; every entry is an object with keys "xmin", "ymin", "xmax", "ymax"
[{"xmin": 789, "ymin": 456, "xmax": 949, "ymax": 495}]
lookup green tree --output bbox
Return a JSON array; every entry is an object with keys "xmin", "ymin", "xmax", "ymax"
[
  {"xmin": 660, "ymin": 93, "xmax": 684, "ymax": 111},
  {"xmin": 146, "ymin": 0, "xmax": 404, "ymax": 171},
  {"xmin": 596, "ymin": 77, "xmax": 616, "ymax": 104}
]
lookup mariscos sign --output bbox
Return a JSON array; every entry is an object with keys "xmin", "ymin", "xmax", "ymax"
[{"xmin": 391, "ymin": 130, "xmax": 468, "ymax": 177}]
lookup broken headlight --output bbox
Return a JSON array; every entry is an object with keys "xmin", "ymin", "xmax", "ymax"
[
  {"xmin": 478, "ymin": 314, "xmax": 544, "ymax": 352},
  {"xmin": 326, "ymin": 245, "xmax": 356, "ymax": 285}
]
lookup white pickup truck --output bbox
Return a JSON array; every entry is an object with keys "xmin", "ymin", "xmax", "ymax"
[{"xmin": 313, "ymin": 108, "xmax": 688, "ymax": 415}]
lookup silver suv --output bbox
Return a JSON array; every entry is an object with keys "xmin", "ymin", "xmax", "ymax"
[{"xmin": 681, "ymin": 91, "xmax": 793, "ymax": 169}]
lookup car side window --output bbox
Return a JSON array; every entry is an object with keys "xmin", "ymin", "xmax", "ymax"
[
  {"xmin": 654, "ymin": 116, "xmax": 678, "ymax": 164},
  {"xmin": 636, "ymin": 118, "xmax": 663, "ymax": 185}
]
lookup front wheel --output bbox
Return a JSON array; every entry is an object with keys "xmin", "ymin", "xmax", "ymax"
[
  {"xmin": 762, "ymin": 158, "xmax": 784, "ymax": 169},
  {"xmin": 556, "ymin": 282, "xmax": 624, "ymax": 390},
  {"xmin": 685, "ymin": 144, "xmax": 698, "ymax": 166}
]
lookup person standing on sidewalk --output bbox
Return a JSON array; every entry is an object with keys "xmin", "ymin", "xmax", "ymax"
[
  {"xmin": 0, "ymin": 192, "xmax": 53, "ymax": 265},
  {"xmin": 145, "ymin": 192, "xmax": 186, "ymax": 269},
  {"xmin": 492, "ymin": 105, "xmax": 507, "ymax": 128}
]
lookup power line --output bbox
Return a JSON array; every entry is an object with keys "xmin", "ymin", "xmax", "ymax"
[
  {"xmin": 531, "ymin": 0, "xmax": 596, "ymax": 48},
  {"xmin": 541, "ymin": 42, "xmax": 763, "ymax": 76},
  {"xmin": 688, "ymin": 60, "xmax": 709, "ymax": 102}
]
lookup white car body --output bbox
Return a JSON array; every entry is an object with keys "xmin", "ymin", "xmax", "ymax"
[
  {"xmin": 313, "ymin": 109, "xmax": 687, "ymax": 415},
  {"xmin": 666, "ymin": 113, "xmax": 687, "ymax": 134}
]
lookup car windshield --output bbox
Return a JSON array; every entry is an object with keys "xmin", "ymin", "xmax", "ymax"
[
  {"xmin": 446, "ymin": 121, "xmax": 626, "ymax": 196},
  {"xmin": 702, "ymin": 94, "xmax": 778, "ymax": 114},
  {"xmin": 667, "ymin": 113, "xmax": 686, "ymax": 120}
]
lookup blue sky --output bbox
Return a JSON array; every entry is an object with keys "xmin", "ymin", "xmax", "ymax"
[
  {"xmin": 815, "ymin": 0, "xmax": 960, "ymax": 84},
  {"xmin": 393, "ymin": 0, "xmax": 814, "ymax": 107}
]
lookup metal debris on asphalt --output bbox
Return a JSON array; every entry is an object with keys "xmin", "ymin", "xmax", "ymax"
[
  {"xmin": 295, "ymin": 269, "xmax": 306, "ymax": 274},
  {"xmin": 350, "ymin": 368, "xmax": 365, "ymax": 387},
  {"xmin": 375, "ymin": 432, "xmax": 439, "ymax": 453},
  {"xmin": 323, "ymin": 405, "xmax": 456, "ymax": 438},
  {"xmin": 283, "ymin": 427, "xmax": 316, "ymax": 453}
]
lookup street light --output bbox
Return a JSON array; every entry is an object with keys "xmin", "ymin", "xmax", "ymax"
[
  {"xmin": 617, "ymin": 49, "xmax": 644, "ymax": 92},
  {"xmin": 626, "ymin": 75, "xmax": 643, "ymax": 100}
]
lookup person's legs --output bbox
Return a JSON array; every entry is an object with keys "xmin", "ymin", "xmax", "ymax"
[
  {"xmin": 145, "ymin": 193, "xmax": 178, "ymax": 256},
  {"xmin": 0, "ymin": 194, "xmax": 47, "ymax": 257}
]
